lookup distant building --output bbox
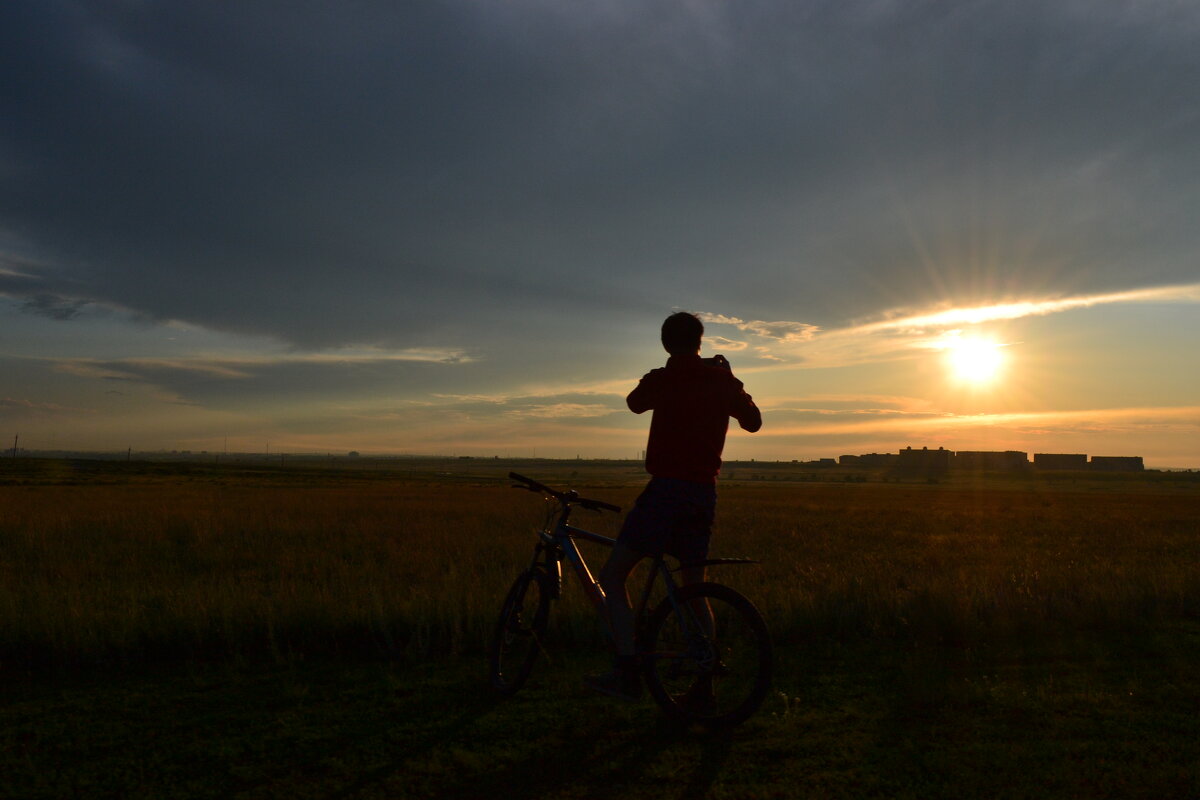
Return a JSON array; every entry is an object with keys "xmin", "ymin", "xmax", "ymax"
[
  {"xmin": 1090, "ymin": 456, "xmax": 1144, "ymax": 472},
  {"xmin": 952, "ymin": 450, "xmax": 1028, "ymax": 471},
  {"xmin": 835, "ymin": 448, "xmax": 1143, "ymax": 473},
  {"xmin": 897, "ymin": 446, "xmax": 951, "ymax": 472},
  {"xmin": 857, "ymin": 452, "xmax": 898, "ymax": 467},
  {"xmin": 1033, "ymin": 453, "xmax": 1088, "ymax": 470}
]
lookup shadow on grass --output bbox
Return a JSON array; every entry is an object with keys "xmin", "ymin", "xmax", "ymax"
[
  {"xmin": 305, "ymin": 650, "xmax": 750, "ymax": 800},
  {"xmin": 676, "ymin": 730, "xmax": 735, "ymax": 800},
  {"xmin": 458, "ymin": 712, "xmax": 734, "ymax": 800},
  {"xmin": 321, "ymin": 677, "xmax": 504, "ymax": 800}
]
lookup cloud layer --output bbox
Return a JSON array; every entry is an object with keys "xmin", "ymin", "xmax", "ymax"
[{"xmin": 4, "ymin": 1, "xmax": 1200, "ymax": 353}]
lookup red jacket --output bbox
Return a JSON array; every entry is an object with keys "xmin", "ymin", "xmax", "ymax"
[{"xmin": 627, "ymin": 353, "xmax": 762, "ymax": 484}]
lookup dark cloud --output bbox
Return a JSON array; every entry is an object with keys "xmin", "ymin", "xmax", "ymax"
[
  {"xmin": 2, "ymin": 0, "xmax": 1198, "ymax": 349},
  {"xmin": 21, "ymin": 293, "xmax": 88, "ymax": 320},
  {"xmin": 47, "ymin": 354, "xmax": 471, "ymax": 409}
]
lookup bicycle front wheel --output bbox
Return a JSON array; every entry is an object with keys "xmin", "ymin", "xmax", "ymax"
[
  {"xmin": 642, "ymin": 582, "xmax": 772, "ymax": 728},
  {"xmin": 489, "ymin": 569, "xmax": 552, "ymax": 695}
]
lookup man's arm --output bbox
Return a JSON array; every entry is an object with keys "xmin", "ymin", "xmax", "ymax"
[
  {"xmin": 626, "ymin": 370, "xmax": 661, "ymax": 414},
  {"xmin": 729, "ymin": 378, "xmax": 762, "ymax": 433}
]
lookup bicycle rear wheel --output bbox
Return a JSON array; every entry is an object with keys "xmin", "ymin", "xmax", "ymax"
[
  {"xmin": 489, "ymin": 569, "xmax": 552, "ymax": 694},
  {"xmin": 641, "ymin": 582, "xmax": 772, "ymax": 728}
]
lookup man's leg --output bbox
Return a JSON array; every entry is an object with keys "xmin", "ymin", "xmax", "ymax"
[
  {"xmin": 679, "ymin": 563, "xmax": 715, "ymax": 641},
  {"xmin": 598, "ymin": 542, "xmax": 645, "ymax": 660},
  {"xmin": 583, "ymin": 542, "xmax": 646, "ymax": 700},
  {"xmin": 677, "ymin": 483, "xmax": 716, "ymax": 642},
  {"xmin": 676, "ymin": 563, "xmax": 717, "ymax": 710}
]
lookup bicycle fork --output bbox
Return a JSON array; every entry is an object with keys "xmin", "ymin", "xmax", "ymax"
[{"xmin": 642, "ymin": 566, "xmax": 719, "ymax": 675}]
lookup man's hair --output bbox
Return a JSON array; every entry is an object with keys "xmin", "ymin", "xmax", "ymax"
[{"xmin": 661, "ymin": 312, "xmax": 704, "ymax": 355}]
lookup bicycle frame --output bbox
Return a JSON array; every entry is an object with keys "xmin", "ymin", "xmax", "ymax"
[{"xmin": 528, "ymin": 498, "xmax": 690, "ymax": 643}]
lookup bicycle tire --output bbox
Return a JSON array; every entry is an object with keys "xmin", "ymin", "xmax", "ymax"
[
  {"xmin": 489, "ymin": 569, "xmax": 552, "ymax": 694},
  {"xmin": 641, "ymin": 582, "xmax": 772, "ymax": 728}
]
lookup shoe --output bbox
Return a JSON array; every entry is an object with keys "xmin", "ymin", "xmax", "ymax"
[
  {"xmin": 672, "ymin": 681, "xmax": 717, "ymax": 717},
  {"xmin": 583, "ymin": 669, "xmax": 642, "ymax": 702}
]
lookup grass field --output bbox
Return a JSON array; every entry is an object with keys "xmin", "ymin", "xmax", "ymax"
[{"xmin": 2, "ymin": 457, "xmax": 1198, "ymax": 797}]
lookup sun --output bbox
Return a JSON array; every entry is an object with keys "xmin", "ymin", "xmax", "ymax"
[{"xmin": 943, "ymin": 335, "xmax": 1005, "ymax": 385}]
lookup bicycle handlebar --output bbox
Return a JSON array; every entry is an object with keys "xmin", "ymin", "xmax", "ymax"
[{"xmin": 509, "ymin": 472, "xmax": 622, "ymax": 514}]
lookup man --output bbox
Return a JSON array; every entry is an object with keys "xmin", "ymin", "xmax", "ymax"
[{"xmin": 586, "ymin": 311, "xmax": 762, "ymax": 701}]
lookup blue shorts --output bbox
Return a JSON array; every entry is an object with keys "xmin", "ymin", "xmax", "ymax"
[{"xmin": 617, "ymin": 478, "xmax": 716, "ymax": 566}]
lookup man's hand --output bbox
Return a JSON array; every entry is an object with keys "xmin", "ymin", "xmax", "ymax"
[{"xmin": 705, "ymin": 354, "xmax": 731, "ymax": 370}]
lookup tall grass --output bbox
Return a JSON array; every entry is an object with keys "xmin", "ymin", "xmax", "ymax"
[
  {"xmin": 716, "ymin": 484, "xmax": 1200, "ymax": 647},
  {"xmin": 0, "ymin": 483, "xmax": 533, "ymax": 669},
  {"xmin": 1, "ymin": 478, "xmax": 1197, "ymax": 672}
]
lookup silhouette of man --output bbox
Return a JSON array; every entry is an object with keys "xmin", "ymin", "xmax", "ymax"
[{"xmin": 586, "ymin": 311, "xmax": 762, "ymax": 701}]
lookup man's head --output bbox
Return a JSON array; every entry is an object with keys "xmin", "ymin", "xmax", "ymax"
[{"xmin": 661, "ymin": 312, "xmax": 703, "ymax": 356}]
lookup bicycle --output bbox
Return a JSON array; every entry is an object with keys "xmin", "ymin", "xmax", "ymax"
[{"xmin": 490, "ymin": 472, "xmax": 773, "ymax": 728}]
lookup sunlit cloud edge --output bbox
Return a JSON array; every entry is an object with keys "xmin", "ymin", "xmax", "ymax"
[
  {"xmin": 844, "ymin": 282, "xmax": 1200, "ymax": 336},
  {"xmin": 700, "ymin": 280, "xmax": 1200, "ymax": 371}
]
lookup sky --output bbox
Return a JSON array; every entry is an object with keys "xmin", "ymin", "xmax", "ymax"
[{"xmin": 2, "ymin": 1, "xmax": 1198, "ymax": 467}]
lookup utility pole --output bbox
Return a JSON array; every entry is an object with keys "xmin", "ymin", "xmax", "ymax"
[{"xmin": 11, "ymin": 433, "xmax": 16, "ymax": 460}]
